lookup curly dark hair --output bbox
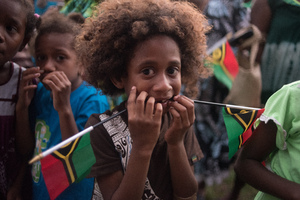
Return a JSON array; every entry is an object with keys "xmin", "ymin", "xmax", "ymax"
[
  {"xmin": 35, "ymin": 9, "xmax": 85, "ymax": 49},
  {"xmin": 13, "ymin": 0, "xmax": 39, "ymax": 39},
  {"xmin": 76, "ymin": 0, "xmax": 210, "ymax": 97}
]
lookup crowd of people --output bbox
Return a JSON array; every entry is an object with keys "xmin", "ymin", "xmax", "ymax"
[{"xmin": 0, "ymin": 0, "xmax": 299, "ymax": 200}]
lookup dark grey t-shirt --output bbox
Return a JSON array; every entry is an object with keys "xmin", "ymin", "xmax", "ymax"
[{"xmin": 86, "ymin": 101, "xmax": 203, "ymax": 199}]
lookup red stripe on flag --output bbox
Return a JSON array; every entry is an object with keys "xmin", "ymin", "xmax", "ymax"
[
  {"xmin": 41, "ymin": 154, "xmax": 69, "ymax": 200},
  {"xmin": 223, "ymin": 42, "xmax": 239, "ymax": 79},
  {"xmin": 241, "ymin": 108, "xmax": 265, "ymax": 146}
]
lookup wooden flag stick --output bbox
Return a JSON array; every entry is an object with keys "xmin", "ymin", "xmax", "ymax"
[
  {"xmin": 193, "ymin": 100, "xmax": 261, "ymax": 111},
  {"xmin": 29, "ymin": 109, "xmax": 127, "ymax": 164},
  {"xmin": 29, "ymin": 100, "xmax": 261, "ymax": 164}
]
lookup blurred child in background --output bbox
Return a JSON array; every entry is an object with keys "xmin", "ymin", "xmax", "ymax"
[
  {"xmin": 16, "ymin": 9, "xmax": 109, "ymax": 200},
  {"xmin": 0, "ymin": 0, "xmax": 39, "ymax": 199}
]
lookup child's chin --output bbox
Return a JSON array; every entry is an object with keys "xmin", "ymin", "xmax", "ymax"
[
  {"xmin": 162, "ymin": 108, "xmax": 169, "ymax": 114},
  {"xmin": 153, "ymin": 103, "xmax": 169, "ymax": 114},
  {"xmin": 42, "ymin": 83, "xmax": 51, "ymax": 91},
  {"xmin": 161, "ymin": 103, "xmax": 170, "ymax": 114}
]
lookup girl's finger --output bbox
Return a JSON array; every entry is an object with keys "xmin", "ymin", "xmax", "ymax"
[
  {"xmin": 135, "ymin": 91, "xmax": 148, "ymax": 115},
  {"xmin": 127, "ymin": 86, "xmax": 137, "ymax": 111},
  {"xmin": 145, "ymin": 96, "xmax": 155, "ymax": 118}
]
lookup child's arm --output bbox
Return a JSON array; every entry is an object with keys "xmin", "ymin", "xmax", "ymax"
[
  {"xmin": 7, "ymin": 159, "xmax": 27, "ymax": 200},
  {"xmin": 250, "ymin": 0, "xmax": 271, "ymax": 63},
  {"xmin": 97, "ymin": 86, "xmax": 163, "ymax": 200},
  {"xmin": 42, "ymin": 71, "xmax": 78, "ymax": 140},
  {"xmin": 166, "ymin": 95, "xmax": 198, "ymax": 199},
  {"xmin": 234, "ymin": 121, "xmax": 300, "ymax": 200},
  {"xmin": 16, "ymin": 67, "xmax": 41, "ymax": 155}
]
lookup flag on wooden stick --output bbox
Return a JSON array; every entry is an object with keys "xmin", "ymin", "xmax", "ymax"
[
  {"xmin": 41, "ymin": 132, "xmax": 95, "ymax": 200},
  {"xmin": 30, "ymin": 110, "xmax": 127, "ymax": 200},
  {"xmin": 222, "ymin": 107, "xmax": 265, "ymax": 159}
]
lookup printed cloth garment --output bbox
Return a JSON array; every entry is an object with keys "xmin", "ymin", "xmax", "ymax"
[
  {"xmin": 0, "ymin": 62, "xmax": 24, "ymax": 198},
  {"xmin": 88, "ymin": 101, "xmax": 203, "ymax": 200}
]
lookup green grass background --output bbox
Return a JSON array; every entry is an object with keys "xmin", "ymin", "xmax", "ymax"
[{"xmin": 204, "ymin": 166, "xmax": 258, "ymax": 200}]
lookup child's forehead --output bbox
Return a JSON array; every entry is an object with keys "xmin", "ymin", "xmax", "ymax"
[
  {"xmin": 35, "ymin": 32, "xmax": 74, "ymax": 50},
  {"xmin": 0, "ymin": 1, "xmax": 27, "ymax": 27}
]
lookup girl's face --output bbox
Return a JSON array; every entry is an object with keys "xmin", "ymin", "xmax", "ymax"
[
  {"xmin": 35, "ymin": 33, "xmax": 83, "ymax": 91},
  {"xmin": 0, "ymin": 0, "xmax": 27, "ymax": 67},
  {"xmin": 118, "ymin": 35, "xmax": 182, "ymax": 112}
]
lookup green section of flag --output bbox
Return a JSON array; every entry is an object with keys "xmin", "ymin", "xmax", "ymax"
[
  {"xmin": 222, "ymin": 108, "xmax": 244, "ymax": 158},
  {"xmin": 210, "ymin": 41, "xmax": 239, "ymax": 89},
  {"xmin": 213, "ymin": 64, "xmax": 233, "ymax": 89},
  {"xmin": 42, "ymin": 131, "xmax": 96, "ymax": 199},
  {"xmin": 72, "ymin": 133, "xmax": 95, "ymax": 183},
  {"xmin": 222, "ymin": 107, "xmax": 265, "ymax": 159}
]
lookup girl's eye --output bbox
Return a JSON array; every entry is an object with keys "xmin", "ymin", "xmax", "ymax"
[
  {"xmin": 6, "ymin": 25, "xmax": 17, "ymax": 34},
  {"xmin": 36, "ymin": 55, "xmax": 45, "ymax": 62},
  {"xmin": 141, "ymin": 68, "xmax": 154, "ymax": 76},
  {"xmin": 167, "ymin": 67, "xmax": 179, "ymax": 75},
  {"xmin": 57, "ymin": 55, "xmax": 65, "ymax": 61}
]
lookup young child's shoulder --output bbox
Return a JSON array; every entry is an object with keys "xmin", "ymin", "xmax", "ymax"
[
  {"xmin": 284, "ymin": 80, "xmax": 300, "ymax": 90},
  {"xmin": 270, "ymin": 80, "xmax": 300, "ymax": 101},
  {"xmin": 258, "ymin": 80, "xmax": 300, "ymax": 140},
  {"xmin": 78, "ymin": 81, "xmax": 110, "ymax": 108},
  {"xmin": 2, "ymin": 62, "xmax": 25, "ymax": 87}
]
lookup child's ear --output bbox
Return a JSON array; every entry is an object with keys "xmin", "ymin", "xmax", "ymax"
[
  {"xmin": 111, "ymin": 77, "xmax": 124, "ymax": 89},
  {"xmin": 78, "ymin": 65, "xmax": 85, "ymax": 77},
  {"xmin": 18, "ymin": 35, "xmax": 31, "ymax": 51}
]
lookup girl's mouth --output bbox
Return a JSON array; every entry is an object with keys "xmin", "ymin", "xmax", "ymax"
[{"xmin": 156, "ymin": 96, "xmax": 175, "ymax": 110}]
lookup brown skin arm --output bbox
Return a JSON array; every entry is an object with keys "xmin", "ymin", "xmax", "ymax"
[
  {"xmin": 42, "ymin": 71, "xmax": 79, "ymax": 140},
  {"xmin": 14, "ymin": 68, "xmax": 40, "ymax": 199},
  {"xmin": 16, "ymin": 67, "xmax": 41, "ymax": 155},
  {"xmin": 166, "ymin": 95, "xmax": 198, "ymax": 198},
  {"xmin": 6, "ymin": 159, "xmax": 29, "ymax": 200},
  {"xmin": 250, "ymin": 0, "xmax": 272, "ymax": 63},
  {"xmin": 234, "ymin": 121, "xmax": 300, "ymax": 200}
]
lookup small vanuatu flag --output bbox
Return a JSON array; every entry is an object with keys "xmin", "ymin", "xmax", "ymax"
[
  {"xmin": 41, "ymin": 132, "xmax": 95, "ymax": 200},
  {"xmin": 222, "ymin": 107, "xmax": 265, "ymax": 159},
  {"xmin": 211, "ymin": 41, "xmax": 239, "ymax": 89}
]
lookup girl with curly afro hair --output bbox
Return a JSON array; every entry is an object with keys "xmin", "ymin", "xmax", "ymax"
[{"xmin": 78, "ymin": 0, "xmax": 210, "ymax": 199}]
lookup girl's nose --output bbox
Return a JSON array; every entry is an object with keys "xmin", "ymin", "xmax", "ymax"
[
  {"xmin": 42, "ymin": 59, "xmax": 55, "ymax": 71},
  {"xmin": 0, "ymin": 28, "xmax": 4, "ymax": 43},
  {"xmin": 153, "ymin": 74, "xmax": 172, "ymax": 92}
]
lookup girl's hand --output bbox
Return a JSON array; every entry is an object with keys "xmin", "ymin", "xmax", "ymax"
[
  {"xmin": 42, "ymin": 71, "xmax": 71, "ymax": 112},
  {"xmin": 7, "ymin": 186, "xmax": 22, "ymax": 200},
  {"xmin": 164, "ymin": 95, "xmax": 195, "ymax": 146},
  {"xmin": 127, "ymin": 86, "xmax": 163, "ymax": 153},
  {"xmin": 17, "ymin": 67, "xmax": 40, "ymax": 110}
]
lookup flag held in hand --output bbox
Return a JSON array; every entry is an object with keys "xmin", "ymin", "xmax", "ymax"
[
  {"xmin": 222, "ymin": 107, "xmax": 265, "ymax": 159},
  {"xmin": 41, "ymin": 132, "xmax": 95, "ymax": 200}
]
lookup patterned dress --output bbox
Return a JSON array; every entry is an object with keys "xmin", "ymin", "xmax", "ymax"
[{"xmin": 0, "ymin": 62, "xmax": 24, "ymax": 198}]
